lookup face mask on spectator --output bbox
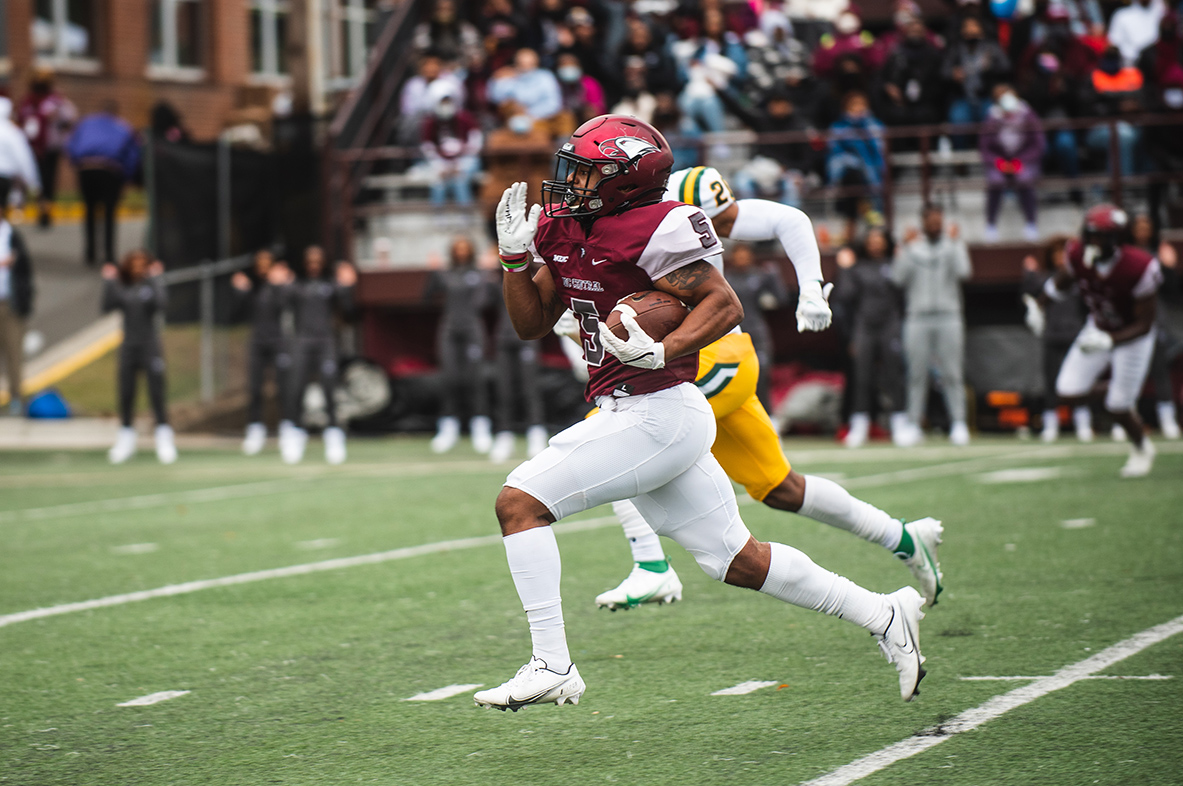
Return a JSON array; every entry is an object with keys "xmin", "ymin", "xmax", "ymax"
[
  {"xmin": 1164, "ymin": 88, "xmax": 1183, "ymax": 109},
  {"xmin": 1037, "ymin": 52, "xmax": 1060, "ymax": 73},
  {"xmin": 558, "ymin": 65, "xmax": 582, "ymax": 83},
  {"xmin": 998, "ymin": 92, "xmax": 1020, "ymax": 113},
  {"xmin": 436, "ymin": 100, "xmax": 457, "ymax": 119},
  {"xmin": 508, "ymin": 114, "xmax": 533, "ymax": 134}
]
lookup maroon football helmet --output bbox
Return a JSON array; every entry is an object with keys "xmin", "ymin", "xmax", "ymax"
[
  {"xmin": 542, "ymin": 114, "xmax": 675, "ymax": 219},
  {"xmin": 1082, "ymin": 203, "xmax": 1129, "ymax": 263}
]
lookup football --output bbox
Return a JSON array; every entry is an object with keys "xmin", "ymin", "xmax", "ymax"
[{"xmin": 605, "ymin": 290, "xmax": 690, "ymax": 342}]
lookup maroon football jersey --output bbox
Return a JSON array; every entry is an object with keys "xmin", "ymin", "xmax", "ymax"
[
  {"xmin": 530, "ymin": 200, "xmax": 723, "ymax": 401},
  {"xmin": 1065, "ymin": 240, "xmax": 1159, "ymax": 332}
]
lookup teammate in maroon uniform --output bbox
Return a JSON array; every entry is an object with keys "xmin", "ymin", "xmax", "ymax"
[
  {"xmin": 473, "ymin": 115, "xmax": 926, "ymax": 711},
  {"xmin": 1033, "ymin": 204, "xmax": 1162, "ymax": 476}
]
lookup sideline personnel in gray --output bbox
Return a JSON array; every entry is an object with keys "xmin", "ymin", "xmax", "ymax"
[{"xmin": 892, "ymin": 205, "xmax": 972, "ymax": 445}]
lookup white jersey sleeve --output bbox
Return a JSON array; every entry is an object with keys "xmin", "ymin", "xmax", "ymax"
[
  {"xmin": 664, "ymin": 166, "xmax": 737, "ymax": 219},
  {"xmin": 729, "ymin": 199, "xmax": 823, "ymax": 285},
  {"xmin": 637, "ymin": 203, "xmax": 723, "ymax": 282},
  {"xmin": 1132, "ymin": 258, "xmax": 1163, "ymax": 299}
]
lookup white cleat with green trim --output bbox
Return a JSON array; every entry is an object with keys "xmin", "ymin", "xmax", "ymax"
[
  {"xmin": 595, "ymin": 562, "xmax": 683, "ymax": 611},
  {"xmin": 900, "ymin": 517, "xmax": 944, "ymax": 607},
  {"xmin": 474, "ymin": 658, "xmax": 585, "ymax": 711}
]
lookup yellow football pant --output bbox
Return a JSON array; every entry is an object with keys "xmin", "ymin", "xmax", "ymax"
[{"xmin": 587, "ymin": 332, "xmax": 790, "ymax": 501}]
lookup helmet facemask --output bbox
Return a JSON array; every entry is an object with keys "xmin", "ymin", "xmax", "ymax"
[{"xmin": 542, "ymin": 149, "xmax": 623, "ymax": 218}]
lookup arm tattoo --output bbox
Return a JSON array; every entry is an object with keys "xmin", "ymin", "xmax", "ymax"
[
  {"xmin": 662, "ymin": 260, "xmax": 713, "ymax": 292},
  {"xmin": 546, "ymin": 290, "xmax": 565, "ymax": 319}
]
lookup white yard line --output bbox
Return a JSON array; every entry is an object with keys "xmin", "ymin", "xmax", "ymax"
[
  {"xmin": 1061, "ymin": 518, "xmax": 1097, "ymax": 529},
  {"xmin": 711, "ymin": 680, "xmax": 780, "ymax": 696},
  {"xmin": 975, "ymin": 467, "xmax": 1069, "ymax": 484},
  {"xmin": 0, "ymin": 514, "xmax": 620, "ymax": 629},
  {"xmin": 800, "ymin": 613, "xmax": 1183, "ymax": 786},
  {"xmin": 116, "ymin": 690, "xmax": 190, "ymax": 707},
  {"xmin": 405, "ymin": 684, "xmax": 484, "ymax": 701},
  {"xmin": 961, "ymin": 674, "xmax": 1172, "ymax": 681}
]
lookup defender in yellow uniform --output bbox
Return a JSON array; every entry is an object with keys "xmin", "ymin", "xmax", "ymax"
[{"xmin": 590, "ymin": 167, "xmax": 945, "ymax": 612}]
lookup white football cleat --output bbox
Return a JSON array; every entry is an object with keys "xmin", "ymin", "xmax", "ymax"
[
  {"xmin": 893, "ymin": 420, "xmax": 924, "ymax": 447},
  {"xmin": 154, "ymin": 425, "xmax": 177, "ymax": 465},
  {"xmin": 281, "ymin": 426, "xmax": 307, "ymax": 464},
  {"xmin": 900, "ymin": 518, "xmax": 944, "ymax": 607},
  {"xmin": 243, "ymin": 422, "xmax": 267, "ymax": 456},
  {"xmin": 471, "ymin": 416, "xmax": 493, "ymax": 454},
  {"xmin": 108, "ymin": 427, "xmax": 137, "ymax": 464},
  {"xmin": 1073, "ymin": 407, "xmax": 1094, "ymax": 442},
  {"xmin": 845, "ymin": 413, "xmax": 869, "ymax": 448},
  {"xmin": 431, "ymin": 416, "xmax": 460, "ymax": 454},
  {"xmin": 1040, "ymin": 410, "xmax": 1059, "ymax": 443},
  {"xmin": 877, "ymin": 587, "xmax": 927, "ymax": 702},
  {"xmin": 1119, "ymin": 437, "xmax": 1155, "ymax": 478},
  {"xmin": 1111, "ymin": 423, "xmax": 1126, "ymax": 442},
  {"xmin": 949, "ymin": 421, "xmax": 970, "ymax": 446},
  {"xmin": 595, "ymin": 561, "xmax": 683, "ymax": 611},
  {"xmin": 324, "ymin": 426, "xmax": 346, "ymax": 465},
  {"xmin": 526, "ymin": 424, "xmax": 549, "ymax": 457},
  {"xmin": 490, "ymin": 430, "xmax": 515, "ymax": 463},
  {"xmin": 1158, "ymin": 402, "xmax": 1181, "ymax": 440},
  {"xmin": 473, "ymin": 657, "xmax": 585, "ymax": 711}
]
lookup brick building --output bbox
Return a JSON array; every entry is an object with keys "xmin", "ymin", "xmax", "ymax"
[{"xmin": 0, "ymin": 1, "xmax": 381, "ymax": 141}]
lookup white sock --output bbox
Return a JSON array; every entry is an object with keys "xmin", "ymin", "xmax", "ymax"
[
  {"xmin": 613, "ymin": 500, "xmax": 666, "ymax": 564},
  {"xmin": 759, "ymin": 542, "xmax": 893, "ymax": 634},
  {"xmin": 1074, "ymin": 406, "xmax": 1092, "ymax": 431},
  {"xmin": 799, "ymin": 475, "xmax": 903, "ymax": 552},
  {"xmin": 503, "ymin": 527, "xmax": 571, "ymax": 671}
]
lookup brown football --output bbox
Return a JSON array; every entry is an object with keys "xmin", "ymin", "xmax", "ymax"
[{"xmin": 605, "ymin": 291, "xmax": 690, "ymax": 342}]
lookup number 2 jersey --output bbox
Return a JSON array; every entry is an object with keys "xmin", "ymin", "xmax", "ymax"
[{"xmin": 529, "ymin": 200, "xmax": 723, "ymax": 402}]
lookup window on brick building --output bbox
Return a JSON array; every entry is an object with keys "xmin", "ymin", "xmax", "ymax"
[
  {"xmin": 150, "ymin": 0, "xmax": 205, "ymax": 74},
  {"xmin": 325, "ymin": 0, "xmax": 378, "ymax": 90},
  {"xmin": 32, "ymin": 0, "xmax": 100, "ymax": 69},
  {"xmin": 251, "ymin": 0, "xmax": 290, "ymax": 77}
]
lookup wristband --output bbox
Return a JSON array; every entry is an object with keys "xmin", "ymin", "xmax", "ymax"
[{"xmin": 500, "ymin": 252, "xmax": 529, "ymax": 273}]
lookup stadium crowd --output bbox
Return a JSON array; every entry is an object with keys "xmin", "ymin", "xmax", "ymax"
[{"xmin": 401, "ymin": 0, "xmax": 1183, "ymax": 236}]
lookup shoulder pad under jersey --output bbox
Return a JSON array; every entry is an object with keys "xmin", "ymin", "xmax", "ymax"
[{"xmin": 664, "ymin": 166, "xmax": 736, "ymax": 220}]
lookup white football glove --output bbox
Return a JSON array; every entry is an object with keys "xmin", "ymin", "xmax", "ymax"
[
  {"xmin": 495, "ymin": 181, "xmax": 542, "ymax": 258},
  {"xmin": 1078, "ymin": 323, "xmax": 1114, "ymax": 354},
  {"xmin": 598, "ymin": 305, "xmax": 666, "ymax": 369},
  {"xmin": 1022, "ymin": 294, "xmax": 1045, "ymax": 337},
  {"xmin": 796, "ymin": 281, "xmax": 834, "ymax": 332},
  {"xmin": 553, "ymin": 309, "xmax": 580, "ymax": 343}
]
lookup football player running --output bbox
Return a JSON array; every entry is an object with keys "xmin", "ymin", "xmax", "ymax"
[
  {"xmin": 1030, "ymin": 204, "xmax": 1163, "ymax": 477},
  {"xmin": 583, "ymin": 164, "xmax": 942, "ymax": 613},
  {"xmin": 474, "ymin": 115, "xmax": 926, "ymax": 712}
]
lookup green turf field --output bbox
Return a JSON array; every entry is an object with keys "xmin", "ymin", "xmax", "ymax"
[{"xmin": 2, "ymin": 437, "xmax": 1181, "ymax": 785}]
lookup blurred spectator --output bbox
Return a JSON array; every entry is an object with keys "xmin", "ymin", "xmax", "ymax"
[
  {"xmin": 730, "ymin": 87, "xmax": 815, "ymax": 206},
  {"xmin": 724, "ymin": 243, "xmax": 788, "ymax": 409},
  {"xmin": 610, "ymin": 56, "xmax": 659, "ymax": 122},
  {"xmin": 1020, "ymin": 239, "xmax": 1095, "ymax": 442},
  {"xmin": 1080, "ymin": 45, "xmax": 1144, "ymax": 177},
  {"xmin": 16, "ymin": 67, "xmax": 74, "ymax": 228},
  {"xmin": 231, "ymin": 248, "xmax": 294, "ymax": 456},
  {"xmin": 0, "ymin": 208, "xmax": 32, "ymax": 416},
  {"xmin": 424, "ymin": 236, "xmax": 493, "ymax": 455},
  {"xmin": 488, "ymin": 48, "xmax": 567, "ymax": 136},
  {"xmin": 942, "ymin": 0, "xmax": 989, "ymax": 47},
  {"xmin": 414, "ymin": 0, "xmax": 483, "ymax": 70},
  {"xmin": 651, "ymin": 92, "xmax": 700, "ymax": 169},
  {"xmin": 421, "ymin": 94, "xmax": 483, "ymax": 206},
  {"xmin": 555, "ymin": 51, "xmax": 606, "ymax": 124},
  {"xmin": 0, "ymin": 98, "xmax": 40, "ymax": 215},
  {"xmin": 812, "ymin": 8, "xmax": 873, "ymax": 79},
  {"xmin": 281, "ymin": 246, "xmax": 356, "ymax": 465},
  {"xmin": 943, "ymin": 16, "xmax": 1011, "ymax": 146},
  {"xmin": 832, "ymin": 228, "xmax": 908, "ymax": 447},
  {"xmin": 1131, "ymin": 212, "xmax": 1182, "ymax": 439},
  {"xmin": 526, "ymin": 0, "xmax": 571, "ymax": 67},
  {"xmin": 980, "ymin": 83, "xmax": 1045, "ymax": 241},
  {"xmin": 558, "ymin": 6, "xmax": 612, "ymax": 86},
  {"xmin": 877, "ymin": 13, "xmax": 947, "ymax": 128},
  {"xmin": 150, "ymin": 101, "xmax": 189, "ymax": 144},
  {"xmin": 1009, "ymin": 0, "xmax": 1104, "ymax": 64},
  {"xmin": 673, "ymin": 7, "xmax": 747, "ymax": 134},
  {"xmin": 101, "ymin": 250, "xmax": 174, "ymax": 465},
  {"xmin": 1144, "ymin": 64, "xmax": 1183, "ymax": 229},
  {"xmin": 67, "ymin": 102, "xmax": 140, "ymax": 267},
  {"xmin": 741, "ymin": 13, "xmax": 810, "ymax": 107},
  {"xmin": 479, "ymin": 0, "xmax": 529, "ymax": 73},
  {"xmin": 867, "ymin": 2, "xmax": 942, "ymax": 71},
  {"xmin": 826, "ymin": 90, "xmax": 886, "ymax": 239},
  {"xmin": 490, "ymin": 267, "xmax": 548, "ymax": 464},
  {"xmin": 1137, "ymin": 12, "xmax": 1182, "ymax": 88},
  {"xmin": 892, "ymin": 205, "xmax": 972, "ymax": 446},
  {"xmin": 1017, "ymin": 4, "xmax": 1098, "ymax": 84},
  {"xmin": 1108, "ymin": 0, "xmax": 1165, "ymax": 65},
  {"xmin": 399, "ymin": 54, "xmax": 465, "ymax": 144},
  {"xmin": 615, "ymin": 17, "xmax": 679, "ymax": 96}
]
